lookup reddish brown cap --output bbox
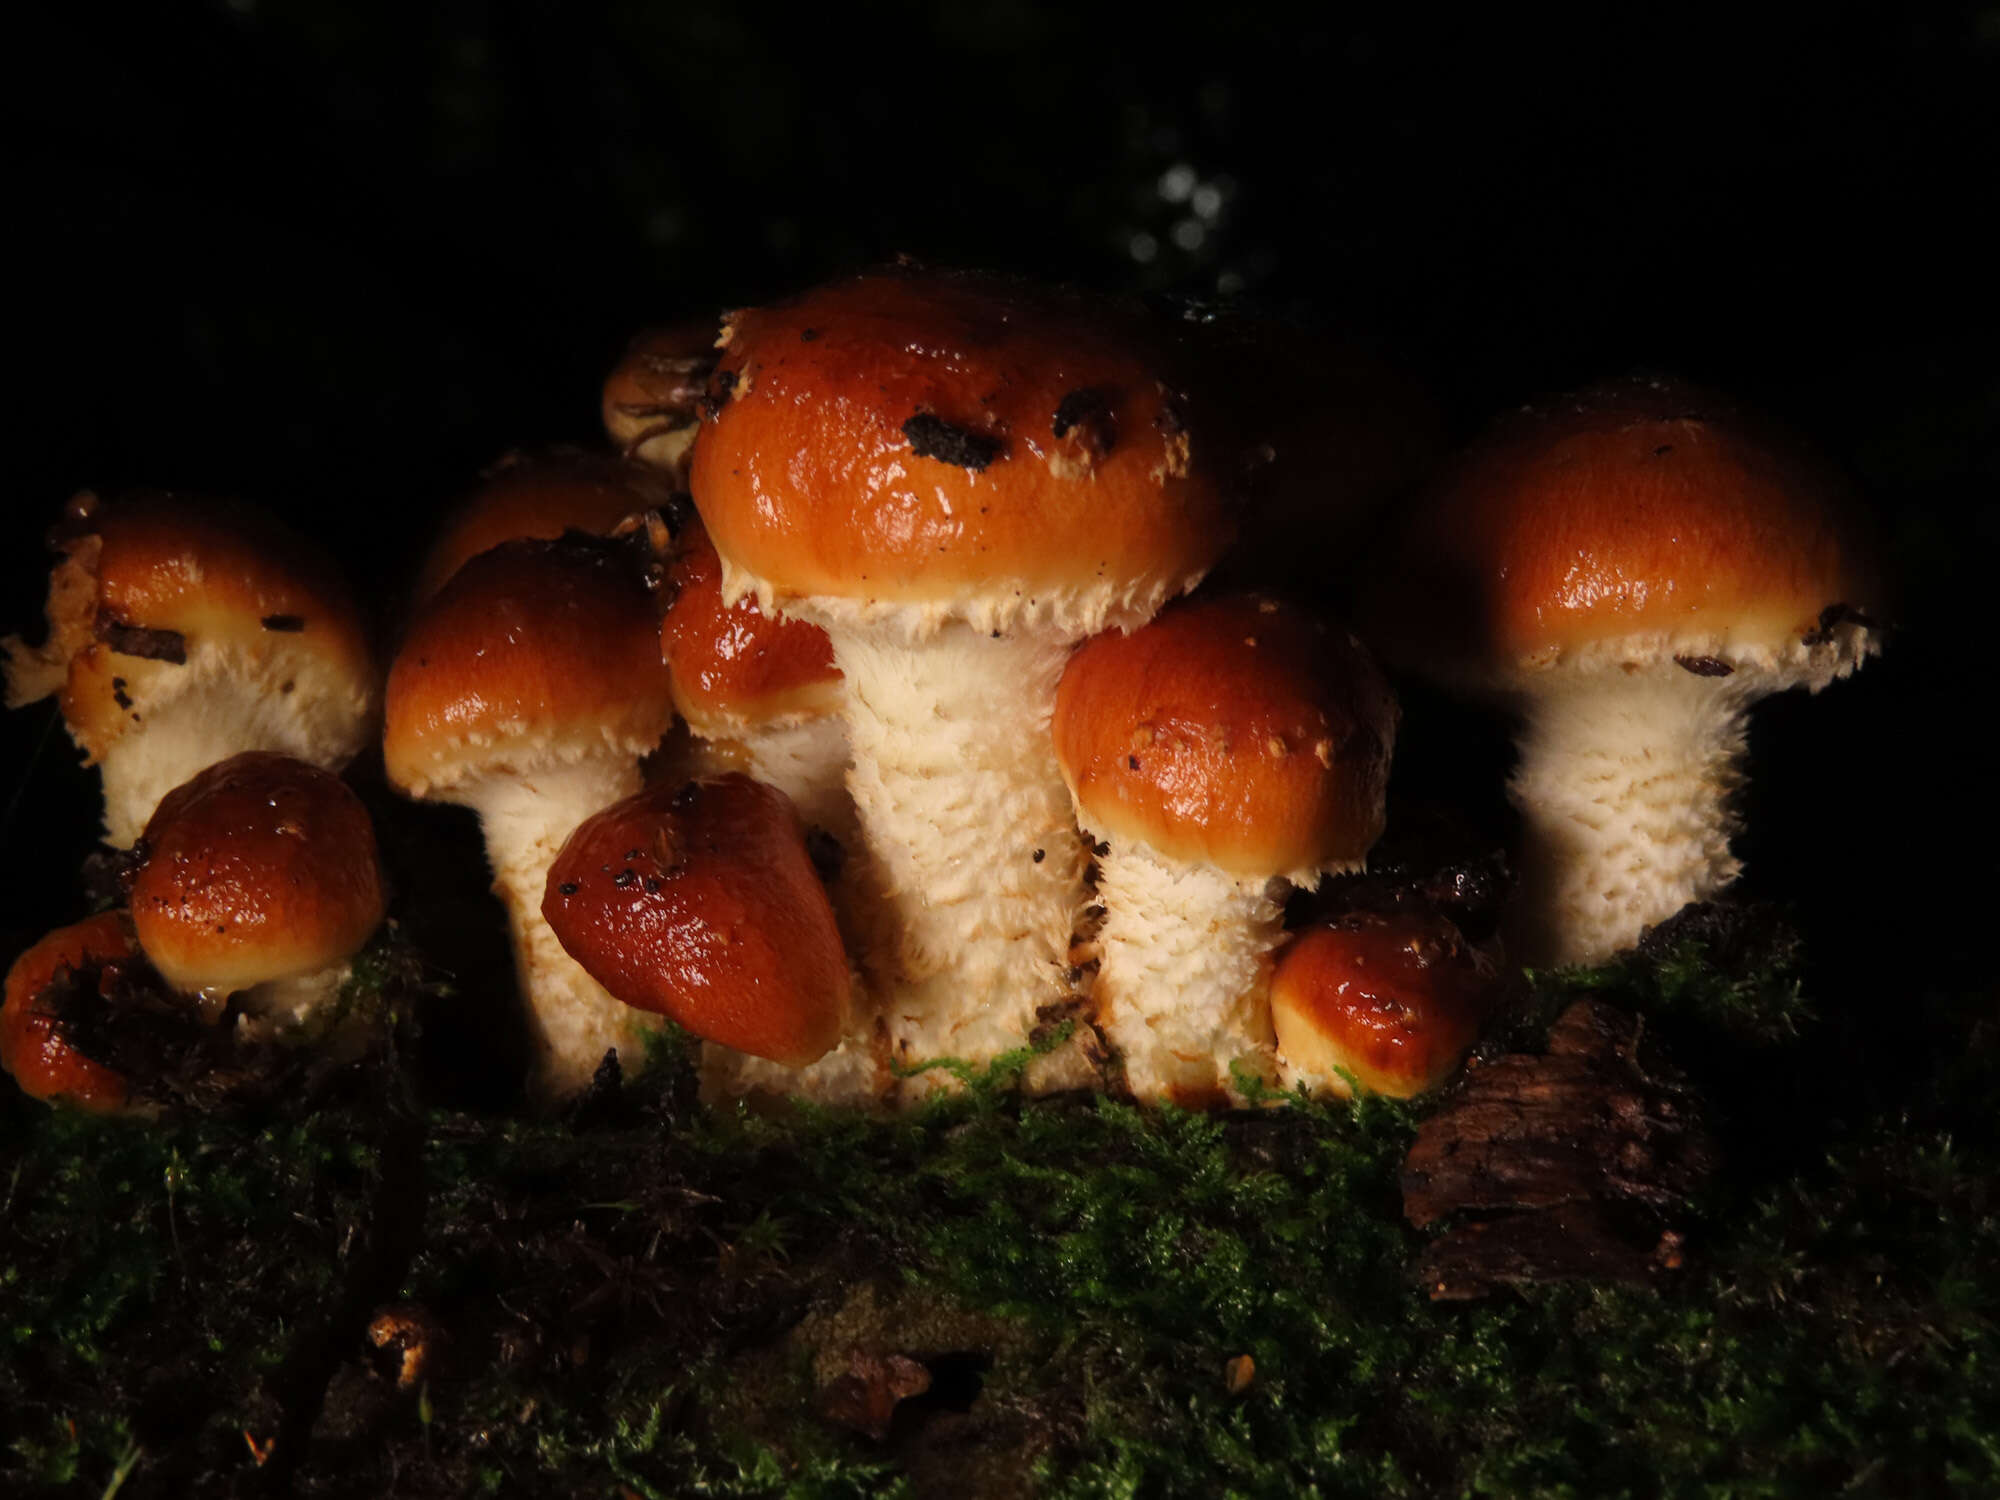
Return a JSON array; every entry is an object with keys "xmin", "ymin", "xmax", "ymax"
[
  {"xmin": 130, "ymin": 752, "xmax": 385, "ymax": 995},
  {"xmin": 3, "ymin": 491, "xmax": 375, "ymax": 764},
  {"xmin": 662, "ymin": 520, "xmax": 840, "ymax": 735},
  {"xmin": 542, "ymin": 774, "xmax": 849, "ymax": 1067},
  {"xmin": 1269, "ymin": 911, "xmax": 1495, "ymax": 1098},
  {"xmin": 1360, "ymin": 376, "xmax": 1885, "ymax": 681},
  {"xmin": 690, "ymin": 267, "xmax": 1241, "ymax": 633},
  {"xmin": 384, "ymin": 536, "xmax": 674, "ymax": 798},
  {"xmin": 601, "ymin": 320, "xmax": 721, "ymax": 479},
  {"xmin": 413, "ymin": 449, "xmax": 678, "ymax": 604},
  {"xmin": 1053, "ymin": 595, "xmax": 1397, "ymax": 881},
  {"xmin": 1, "ymin": 911, "xmax": 139, "ymax": 1112}
]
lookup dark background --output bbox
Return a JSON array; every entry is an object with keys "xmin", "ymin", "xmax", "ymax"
[{"xmin": 5, "ymin": 3, "xmax": 1994, "ymax": 1071}]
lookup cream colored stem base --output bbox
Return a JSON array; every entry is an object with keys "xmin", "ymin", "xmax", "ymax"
[
  {"xmin": 1092, "ymin": 843, "xmax": 1282, "ymax": 1103},
  {"xmin": 824, "ymin": 618, "xmax": 1089, "ymax": 1078},
  {"xmin": 470, "ymin": 759, "xmax": 660, "ymax": 1099},
  {"xmin": 1509, "ymin": 671, "xmax": 1748, "ymax": 968}
]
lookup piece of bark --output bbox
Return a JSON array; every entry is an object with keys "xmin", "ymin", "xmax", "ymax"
[{"xmin": 1403, "ymin": 999, "xmax": 1714, "ymax": 1299}]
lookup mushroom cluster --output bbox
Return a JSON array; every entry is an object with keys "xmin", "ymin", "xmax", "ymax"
[{"xmin": 4, "ymin": 269, "xmax": 1887, "ymax": 1118}]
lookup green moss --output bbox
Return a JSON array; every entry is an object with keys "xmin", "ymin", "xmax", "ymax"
[{"xmin": 8, "ymin": 908, "xmax": 1998, "ymax": 1496}]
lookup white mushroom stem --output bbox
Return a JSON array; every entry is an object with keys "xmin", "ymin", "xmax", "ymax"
[
  {"xmin": 1090, "ymin": 842, "xmax": 1284, "ymax": 1102},
  {"xmin": 1508, "ymin": 668, "xmax": 1751, "ymax": 968},
  {"xmin": 735, "ymin": 715, "xmax": 855, "ymax": 848},
  {"xmin": 462, "ymin": 758, "xmax": 661, "ymax": 1097},
  {"xmin": 821, "ymin": 618, "xmax": 1088, "ymax": 1073}
]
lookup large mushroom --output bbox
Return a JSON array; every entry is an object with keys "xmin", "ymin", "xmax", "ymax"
[
  {"xmin": 690, "ymin": 267, "xmax": 1240, "ymax": 1077},
  {"xmin": 1052, "ymin": 594, "xmax": 1398, "ymax": 1103},
  {"xmin": 1, "ymin": 911, "xmax": 142, "ymax": 1114},
  {"xmin": 1358, "ymin": 376, "xmax": 1886, "ymax": 966},
  {"xmin": 542, "ymin": 774, "xmax": 857, "ymax": 1085},
  {"xmin": 2, "ymin": 491, "xmax": 377, "ymax": 848},
  {"xmin": 412, "ymin": 449, "xmax": 678, "ymax": 605},
  {"xmin": 383, "ymin": 534, "xmax": 676, "ymax": 1097},
  {"xmin": 129, "ymin": 751, "xmax": 387, "ymax": 1044}
]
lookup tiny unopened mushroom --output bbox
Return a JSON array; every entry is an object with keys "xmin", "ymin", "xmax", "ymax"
[
  {"xmin": 1358, "ymin": 376, "xmax": 1886, "ymax": 966},
  {"xmin": 384, "ymin": 535, "xmax": 676, "ymax": 1097},
  {"xmin": 130, "ymin": 752, "xmax": 386, "ymax": 1044},
  {"xmin": 691, "ymin": 268, "xmax": 1239, "ymax": 1083},
  {"xmin": 2, "ymin": 491, "xmax": 377, "ymax": 847},
  {"xmin": 1269, "ymin": 910, "xmax": 1497, "ymax": 1099},
  {"xmin": 1, "ymin": 911, "xmax": 142, "ymax": 1113},
  {"xmin": 601, "ymin": 320, "xmax": 721, "ymax": 482},
  {"xmin": 543, "ymin": 774, "xmax": 852, "ymax": 1072},
  {"xmin": 1053, "ymin": 595, "xmax": 1398, "ymax": 1104},
  {"xmin": 412, "ymin": 448, "xmax": 678, "ymax": 604}
]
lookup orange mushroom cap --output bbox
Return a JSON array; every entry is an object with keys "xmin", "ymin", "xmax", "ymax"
[
  {"xmin": 661, "ymin": 520, "xmax": 840, "ymax": 735},
  {"xmin": 130, "ymin": 752, "xmax": 386, "ymax": 996},
  {"xmin": 1360, "ymin": 375, "xmax": 1886, "ymax": 681},
  {"xmin": 542, "ymin": 774, "xmax": 849, "ymax": 1067},
  {"xmin": 690, "ymin": 266, "xmax": 1241, "ymax": 632},
  {"xmin": 2, "ymin": 911, "xmax": 140, "ymax": 1112},
  {"xmin": 1269, "ymin": 911, "xmax": 1496, "ymax": 1098},
  {"xmin": 413, "ymin": 449, "xmax": 678, "ymax": 604},
  {"xmin": 1053, "ymin": 594, "xmax": 1397, "ymax": 881}
]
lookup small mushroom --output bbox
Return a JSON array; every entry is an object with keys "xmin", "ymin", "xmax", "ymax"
[
  {"xmin": 384, "ymin": 535, "xmax": 676, "ymax": 1098},
  {"xmin": 1269, "ymin": 910, "xmax": 1497, "ymax": 1099},
  {"xmin": 129, "ymin": 752, "xmax": 386, "ymax": 1045},
  {"xmin": 601, "ymin": 320, "xmax": 722, "ymax": 483},
  {"xmin": 1358, "ymin": 376, "xmax": 1886, "ymax": 966},
  {"xmin": 411, "ymin": 448, "xmax": 679, "ymax": 605},
  {"xmin": 2, "ymin": 492, "xmax": 377, "ymax": 848},
  {"xmin": 1, "ymin": 912, "xmax": 143, "ymax": 1114},
  {"xmin": 1052, "ymin": 595, "xmax": 1398, "ymax": 1104},
  {"xmin": 542, "ymin": 774, "xmax": 851, "ymax": 1069}
]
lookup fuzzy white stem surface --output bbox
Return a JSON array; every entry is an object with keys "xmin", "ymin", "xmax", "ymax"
[
  {"xmin": 467, "ymin": 758, "xmax": 660, "ymax": 1098},
  {"xmin": 820, "ymin": 618, "xmax": 1089, "ymax": 1077},
  {"xmin": 1509, "ymin": 670, "xmax": 1749, "ymax": 968},
  {"xmin": 1092, "ymin": 843, "xmax": 1282, "ymax": 1102}
]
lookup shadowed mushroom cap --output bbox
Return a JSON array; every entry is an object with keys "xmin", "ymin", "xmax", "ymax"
[
  {"xmin": 661, "ymin": 520, "xmax": 841, "ymax": 736},
  {"xmin": 601, "ymin": 319, "xmax": 722, "ymax": 479},
  {"xmin": 413, "ymin": 449, "xmax": 678, "ymax": 604},
  {"xmin": 1269, "ymin": 910, "xmax": 1496, "ymax": 1098},
  {"xmin": 384, "ymin": 535, "xmax": 674, "ymax": 800},
  {"xmin": 542, "ymin": 774, "xmax": 849, "ymax": 1068},
  {"xmin": 1053, "ymin": 594, "xmax": 1398, "ymax": 883},
  {"xmin": 690, "ymin": 267, "xmax": 1242, "ymax": 636},
  {"xmin": 4, "ymin": 491, "xmax": 375, "ymax": 765},
  {"xmin": 131, "ymin": 752, "xmax": 386, "ymax": 996},
  {"xmin": 1, "ymin": 911, "xmax": 141, "ymax": 1113},
  {"xmin": 1359, "ymin": 375, "xmax": 1886, "ymax": 687}
]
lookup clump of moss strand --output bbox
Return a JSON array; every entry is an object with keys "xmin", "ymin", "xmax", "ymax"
[{"xmin": 4, "ymin": 912, "xmax": 1997, "ymax": 1497}]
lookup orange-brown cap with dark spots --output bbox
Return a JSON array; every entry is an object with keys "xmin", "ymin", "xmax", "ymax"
[
  {"xmin": 414, "ymin": 450, "xmax": 678, "ymax": 604},
  {"xmin": 690, "ymin": 268, "xmax": 1241, "ymax": 634},
  {"xmin": 384, "ymin": 536, "xmax": 674, "ymax": 800},
  {"xmin": 1360, "ymin": 375, "xmax": 1886, "ymax": 681},
  {"xmin": 542, "ymin": 774, "xmax": 849, "ymax": 1067},
  {"xmin": 1053, "ymin": 595, "xmax": 1397, "ymax": 882},
  {"xmin": 1269, "ymin": 911, "xmax": 1496, "ymax": 1098},
  {"xmin": 3, "ymin": 491, "xmax": 375, "ymax": 766},
  {"xmin": 130, "ymin": 752, "xmax": 386, "ymax": 996},
  {"xmin": 662, "ymin": 521, "xmax": 840, "ymax": 735},
  {"xmin": 1, "ymin": 911, "xmax": 140, "ymax": 1112}
]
